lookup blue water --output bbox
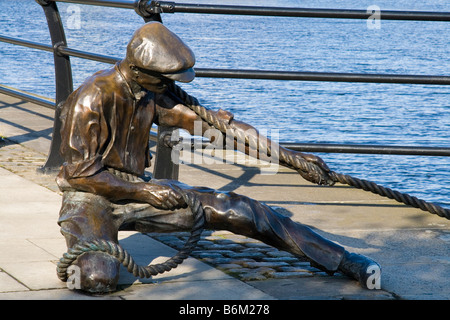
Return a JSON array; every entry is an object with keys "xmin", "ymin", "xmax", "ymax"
[{"xmin": 0, "ymin": 0, "xmax": 449, "ymax": 208}]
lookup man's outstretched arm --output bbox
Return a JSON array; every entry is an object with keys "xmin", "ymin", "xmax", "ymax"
[
  {"xmin": 57, "ymin": 169, "xmax": 185, "ymax": 210},
  {"xmin": 156, "ymin": 89, "xmax": 334, "ymax": 185}
]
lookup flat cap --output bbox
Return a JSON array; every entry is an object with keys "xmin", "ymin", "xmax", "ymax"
[{"xmin": 126, "ymin": 22, "xmax": 195, "ymax": 82}]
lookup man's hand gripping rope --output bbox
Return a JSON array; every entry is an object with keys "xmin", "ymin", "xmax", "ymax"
[{"xmin": 168, "ymin": 83, "xmax": 450, "ymax": 220}]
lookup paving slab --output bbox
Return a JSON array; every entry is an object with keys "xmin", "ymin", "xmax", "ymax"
[{"xmin": 0, "ymin": 165, "xmax": 274, "ymax": 300}]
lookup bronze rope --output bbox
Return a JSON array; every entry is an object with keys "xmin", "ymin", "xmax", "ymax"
[
  {"xmin": 57, "ymin": 186, "xmax": 205, "ymax": 281},
  {"xmin": 169, "ymin": 83, "xmax": 450, "ymax": 220}
]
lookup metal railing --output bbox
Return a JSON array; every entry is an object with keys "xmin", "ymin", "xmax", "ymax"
[{"xmin": 0, "ymin": 0, "xmax": 449, "ymax": 178}]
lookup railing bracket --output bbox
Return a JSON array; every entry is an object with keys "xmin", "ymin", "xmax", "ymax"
[
  {"xmin": 53, "ymin": 41, "xmax": 66, "ymax": 57},
  {"xmin": 149, "ymin": 1, "xmax": 176, "ymax": 14}
]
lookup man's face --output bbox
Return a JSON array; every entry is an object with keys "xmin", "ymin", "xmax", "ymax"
[{"xmin": 131, "ymin": 66, "xmax": 173, "ymax": 93}]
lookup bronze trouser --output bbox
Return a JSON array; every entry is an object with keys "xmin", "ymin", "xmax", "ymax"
[{"xmin": 58, "ymin": 179, "xmax": 345, "ymax": 273}]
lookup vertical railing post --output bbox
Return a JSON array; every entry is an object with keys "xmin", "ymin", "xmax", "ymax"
[
  {"xmin": 152, "ymin": 126, "xmax": 180, "ymax": 180},
  {"xmin": 135, "ymin": 0, "xmax": 179, "ymax": 180},
  {"xmin": 36, "ymin": 0, "xmax": 74, "ymax": 173}
]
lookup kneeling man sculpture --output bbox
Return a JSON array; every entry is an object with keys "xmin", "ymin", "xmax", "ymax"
[{"xmin": 56, "ymin": 22, "xmax": 381, "ymax": 293}]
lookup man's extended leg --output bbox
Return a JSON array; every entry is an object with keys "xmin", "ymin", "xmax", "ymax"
[
  {"xmin": 198, "ymin": 187, "xmax": 346, "ymax": 272},
  {"xmin": 129, "ymin": 180, "xmax": 381, "ymax": 289},
  {"xmin": 58, "ymin": 182, "xmax": 380, "ymax": 292}
]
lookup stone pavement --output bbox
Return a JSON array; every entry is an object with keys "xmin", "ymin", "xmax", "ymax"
[{"xmin": 0, "ymin": 93, "xmax": 449, "ymax": 301}]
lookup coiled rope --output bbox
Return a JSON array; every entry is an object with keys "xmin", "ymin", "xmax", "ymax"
[
  {"xmin": 168, "ymin": 83, "xmax": 450, "ymax": 220},
  {"xmin": 57, "ymin": 186, "xmax": 205, "ymax": 281}
]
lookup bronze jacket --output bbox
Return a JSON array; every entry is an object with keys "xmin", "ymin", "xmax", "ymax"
[{"xmin": 59, "ymin": 64, "xmax": 155, "ymax": 181}]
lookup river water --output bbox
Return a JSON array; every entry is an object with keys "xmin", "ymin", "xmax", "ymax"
[{"xmin": 0, "ymin": 0, "xmax": 449, "ymax": 208}]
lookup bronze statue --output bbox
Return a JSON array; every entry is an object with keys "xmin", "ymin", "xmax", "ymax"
[{"xmin": 56, "ymin": 22, "xmax": 381, "ymax": 293}]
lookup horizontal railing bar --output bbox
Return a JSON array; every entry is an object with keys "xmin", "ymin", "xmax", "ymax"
[
  {"xmin": 57, "ymin": 46, "xmax": 119, "ymax": 64},
  {"xmin": 39, "ymin": 45, "xmax": 450, "ymax": 85},
  {"xmin": 48, "ymin": 1, "xmax": 450, "ymax": 22},
  {"xmin": 0, "ymin": 35, "xmax": 53, "ymax": 52},
  {"xmin": 0, "ymin": 88, "xmax": 446, "ymax": 157},
  {"xmin": 0, "ymin": 85, "xmax": 55, "ymax": 109},
  {"xmin": 49, "ymin": 0, "xmax": 135, "ymax": 9},
  {"xmin": 2, "ymin": 37, "xmax": 448, "ymax": 85},
  {"xmin": 280, "ymin": 143, "xmax": 450, "ymax": 157},
  {"xmin": 194, "ymin": 68, "xmax": 450, "ymax": 85},
  {"xmin": 153, "ymin": 2, "xmax": 450, "ymax": 21},
  {"xmin": 0, "ymin": 36, "xmax": 119, "ymax": 64},
  {"xmin": 149, "ymin": 132, "xmax": 450, "ymax": 157}
]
